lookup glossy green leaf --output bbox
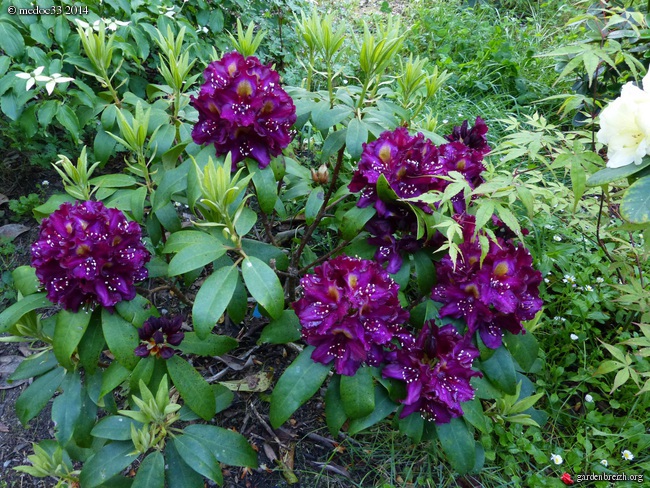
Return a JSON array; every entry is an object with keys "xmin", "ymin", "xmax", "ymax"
[
  {"xmin": 312, "ymin": 103, "xmax": 353, "ymax": 131},
  {"xmin": 340, "ymin": 366, "xmax": 375, "ymax": 419},
  {"xmin": 460, "ymin": 397, "xmax": 490, "ymax": 434},
  {"xmin": 192, "ymin": 265, "xmax": 238, "ymax": 339},
  {"xmin": 102, "ymin": 308, "xmax": 140, "ymax": 370},
  {"xmin": 78, "ymin": 312, "xmax": 105, "ymax": 374},
  {"xmin": 177, "ymin": 332, "xmax": 238, "ymax": 357},
  {"xmin": 151, "ymin": 161, "xmax": 189, "ymax": 212},
  {"xmin": 258, "ymin": 309, "xmax": 301, "ymax": 344},
  {"xmin": 249, "ymin": 161, "xmax": 278, "ymax": 214},
  {"xmin": 52, "ymin": 371, "xmax": 83, "ymax": 446},
  {"xmin": 16, "ymin": 366, "xmax": 65, "ymax": 426},
  {"xmin": 0, "ymin": 292, "xmax": 49, "ymax": 333},
  {"xmin": 398, "ymin": 412, "xmax": 424, "ymax": 443},
  {"xmin": 241, "ymin": 239, "xmax": 289, "ymax": 270},
  {"xmin": 167, "ymin": 238, "xmax": 226, "ymax": 276},
  {"xmin": 115, "ymin": 294, "xmax": 157, "ymax": 328},
  {"xmin": 376, "ymin": 174, "xmax": 398, "ymax": 203},
  {"xmin": 132, "ymin": 451, "xmax": 164, "ymax": 488},
  {"xmin": 79, "ymin": 442, "xmax": 139, "ymax": 488},
  {"xmin": 340, "ymin": 205, "xmax": 375, "ymax": 240},
  {"xmin": 305, "ymin": 186, "xmax": 325, "ymax": 224},
  {"xmin": 12, "ymin": 266, "xmax": 39, "ymax": 296},
  {"xmin": 54, "ymin": 309, "xmax": 92, "ymax": 370},
  {"xmin": 435, "ymin": 418, "xmax": 476, "ymax": 475},
  {"xmin": 586, "ymin": 157, "xmax": 650, "ymax": 187},
  {"xmin": 412, "ymin": 251, "xmax": 436, "ymax": 295},
  {"xmin": 481, "ymin": 346, "xmax": 517, "ymax": 395},
  {"xmin": 348, "ymin": 385, "xmax": 397, "ymax": 435},
  {"xmin": 184, "ymin": 424, "xmax": 258, "ymax": 467},
  {"xmin": 346, "ymin": 118, "xmax": 369, "ymax": 159},
  {"xmin": 99, "ymin": 361, "xmax": 131, "ymax": 400},
  {"xmin": 91, "ymin": 416, "xmax": 143, "ymax": 441},
  {"xmin": 164, "ymin": 441, "xmax": 205, "ymax": 488},
  {"xmin": 167, "ymin": 355, "xmax": 215, "ymax": 420},
  {"xmin": 325, "ymin": 376, "xmax": 348, "ymax": 437},
  {"xmin": 321, "ymin": 129, "xmax": 347, "ymax": 162},
  {"xmin": 504, "ymin": 331, "xmax": 539, "ymax": 372},
  {"xmin": 172, "ymin": 435, "xmax": 223, "ymax": 484},
  {"xmin": 0, "ymin": 22, "xmax": 25, "ymax": 57},
  {"xmin": 56, "ymin": 105, "xmax": 81, "ymax": 142},
  {"xmin": 620, "ymin": 174, "xmax": 650, "ymax": 224},
  {"xmin": 270, "ymin": 346, "xmax": 331, "ymax": 428},
  {"xmin": 241, "ymin": 256, "xmax": 284, "ymax": 320},
  {"xmin": 9, "ymin": 350, "xmax": 57, "ymax": 381}
]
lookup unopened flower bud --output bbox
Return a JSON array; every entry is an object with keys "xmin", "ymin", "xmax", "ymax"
[{"xmin": 311, "ymin": 164, "xmax": 329, "ymax": 184}]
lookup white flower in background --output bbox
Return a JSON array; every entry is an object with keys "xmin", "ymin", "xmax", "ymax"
[
  {"xmin": 160, "ymin": 6, "xmax": 176, "ymax": 18},
  {"xmin": 600, "ymin": 459, "xmax": 608, "ymax": 467},
  {"xmin": 550, "ymin": 453, "xmax": 563, "ymax": 465},
  {"xmin": 570, "ymin": 333, "xmax": 579, "ymax": 341},
  {"xmin": 563, "ymin": 275, "xmax": 576, "ymax": 284},
  {"xmin": 41, "ymin": 180, "xmax": 50, "ymax": 186},
  {"xmin": 544, "ymin": 278, "xmax": 550, "ymax": 283},
  {"xmin": 15, "ymin": 66, "xmax": 50, "ymax": 91},
  {"xmin": 75, "ymin": 19, "xmax": 91, "ymax": 30},
  {"xmin": 585, "ymin": 285, "xmax": 594, "ymax": 292},
  {"xmin": 442, "ymin": 119, "xmax": 449, "ymax": 124},
  {"xmin": 597, "ymin": 71, "xmax": 650, "ymax": 168},
  {"xmin": 197, "ymin": 26, "xmax": 209, "ymax": 34},
  {"xmin": 621, "ymin": 450, "xmax": 634, "ymax": 461},
  {"xmin": 103, "ymin": 18, "xmax": 130, "ymax": 31},
  {"xmin": 553, "ymin": 235, "xmax": 562, "ymax": 242},
  {"xmin": 585, "ymin": 394, "xmax": 593, "ymax": 402},
  {"xmin": 45, "ymin": 73, "xmax": 74, "ymax": 95},
  {"xmin": 596, "ymin": 277, "xmax": 605, "ymax": 283}
]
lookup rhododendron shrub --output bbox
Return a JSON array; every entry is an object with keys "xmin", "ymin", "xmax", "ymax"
[{"xmin": 0, "ymin": 20, "xmax": 547, "ymax": 484}]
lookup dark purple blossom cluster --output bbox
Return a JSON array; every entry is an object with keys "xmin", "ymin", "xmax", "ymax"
[
  {"xmin": 31, "ymin": 201, "xmax": 150, "ymax": 312},
  {"xmin": 431, "ymin": 215, "xmax": 543, "ymax": 349},
  {"xmin": 135, "ymin": 315, "xmax": 185, "ymax": 359},
  {"xmin": 191, "ymin": 51, "xmax": 297, "ymax": 169},
  {"xmin": 348, "ymin": 118, "xmax": 490, "ymax": 272},
  {"xmin": 292, "ymin": 255, "xmax": 410, "ymax": 376},
  {"xmin": 383, "ymin": 321, "xmax": 482, "ymax": 422},
  {"xmin": 293, "ymin": 255, "xmax": 484, "ymax": 423}
]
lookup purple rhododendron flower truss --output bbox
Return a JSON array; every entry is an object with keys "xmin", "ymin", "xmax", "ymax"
[
  {"xmin": 135, "ymin": 316, "xmax": 185, "ymax": 359},
  {"xmin": 191, "ymin": 51, "xmax": 297, "ymax": 169},
  {"xmin": 31, "ymin": 201, "xmax": 150, "ymax": 312},
  {"xmin": 348, "ymin": 127, "xmax": 444, "ymax": 216},
  {"xmin": 292, "ymin": 255, "xmax": 410, "ymax": 376},
  {"xmin": 383, "ymin": 321, "xmax": 482, "ymax": 423},
  {"xmin": 431, "ymin": 215, "xmax": 543, "ymax": 349}
]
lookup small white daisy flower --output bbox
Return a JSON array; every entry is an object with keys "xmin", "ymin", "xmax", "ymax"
[
  {"xmin": 585, "ymin": 394, "xmax": 593, "ymax": 402},
  {"xmin": 41, "ymin": 180, "xmax": 50, "ymax": 186},
  {"xmin": 570, "ymin": 333, "xmax": 579, "ymax": 341},
  {"xmin": 544, "ymin": 278, "xmax": 550, "ymax": 284},
  {"xmin": 442, "ymin": 119, "xmax": 449, "ymax": 124},
  {"xmin": 600, "ymin": 459, "xmax": 608, "ymax": 467},
  {"xmin": 563, "ymin": 275, "xmax": 576, "ymax": 284},
  {"xmin": 550, "ymin": 453, "xmax": 563, "ymax": 465},
  {"xmin": 585, "ymin": 285, "xmax": 594, "ymax": 292},
  {"xmin": 621, "ymin": 450, "xmax": 634, "ymax": 461},
  {"xmin": 553, "ymin": 235, "xmax": 562, "ymax": 242},
  {"xmin": 596, "ymin": 277, "xmax": 604, "ymax": 283}
]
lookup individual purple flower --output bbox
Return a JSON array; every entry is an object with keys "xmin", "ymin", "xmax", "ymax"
[
  {"xmin": 292, "ymin": 255, "xmax": 410, "ymax": 375},
  {"xmin": 348, "ymin": 127, "xmax": 443, "ymax": 216},
  {"xmin": 383, "ymin": 321, "xmax": 482, "ymax": 423},
  {"xmin": 445, "ymin": 116, "xmax": 491, "ymax": 157},
  {"xmin": 135, "ymin": 315, "xmax": 185, "ymax": 359},
  {"xmin": 31, "ymin": 201, "xmax": 150, "ymax": 312},
  {"xmin": 191, "ymin": 51, "xmax": 297, "ymax": 169},
  {"xmin": 431, "ymin": 215, "xmax": 543, "ymax": 348}
]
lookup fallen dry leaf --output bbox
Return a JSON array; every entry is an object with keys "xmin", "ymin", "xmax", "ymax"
[
  {"xmin": 0, "ymin": 224, "xmax": 29, "ymax": 241},
  {"xmin": 0, "ymin": 193, "xmax": 8, "ymax": 206},
  {"xmin": 220, "ymin": 371, "xmax": 272, "ymax": 392},
  {"xmin": 0, "ymin": 355, "xmax": 26, "ymax": 389},
  {"xmin": 0, "ymin": 423, "xmax": 10, "ymax": 433}
]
